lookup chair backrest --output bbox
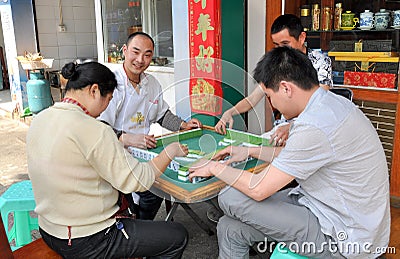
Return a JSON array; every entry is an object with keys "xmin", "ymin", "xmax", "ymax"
[
  {"xmin": 0, "ymin": 218, "xmax": 14, "ymax": 259},
  {"xmin": 329, "ymin": 88, "xmax": 353, "ymax": 101}
]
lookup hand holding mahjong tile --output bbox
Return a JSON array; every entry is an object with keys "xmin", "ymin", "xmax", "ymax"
[
  {"xmin": 212, "ymin": 145, "xmax": 252, "ymax": 165},
  {"xmin": 188, "ymin": 158, "xmax": 218, "ymax": 180}
]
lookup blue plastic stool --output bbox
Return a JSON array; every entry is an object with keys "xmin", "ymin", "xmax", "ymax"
[
  {"xmin": 0, "ymin": 180, "xmax": 38, "ymax": 251},
  {"xmin": 270, "ymin": 244, "xmax": 309, "ymax": 258}
]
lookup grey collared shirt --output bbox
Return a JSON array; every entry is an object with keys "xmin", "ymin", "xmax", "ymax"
[{"xmin": 272, "ymin": 88, "xmax": 390, "ymax": 258}]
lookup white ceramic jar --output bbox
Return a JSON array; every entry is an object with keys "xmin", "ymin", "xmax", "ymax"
[{"xmin": 359, "ymin": 10, "xmax": 374, "ymax": 29}]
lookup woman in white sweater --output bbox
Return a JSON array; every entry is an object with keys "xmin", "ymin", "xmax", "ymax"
[{"xmin": 27, "ymin": 61, "xmax": 189, "ymax": 258}]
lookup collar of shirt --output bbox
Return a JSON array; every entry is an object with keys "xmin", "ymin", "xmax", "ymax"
[{"xmin": 62, "ymin": 97, "xmax": 91, "ymax": 116}]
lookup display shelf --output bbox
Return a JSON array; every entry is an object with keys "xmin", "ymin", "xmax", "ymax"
[
  {"xmin": 307, "ymin": 29, "xmax": 399, "ymax": 33},
  {"xmin": 274, "ymin": 0, "xmax": 400, "ymax": 198},
  {"xmin": 328, "ymin": 51, "xmax": 399, "ymax": 62}
]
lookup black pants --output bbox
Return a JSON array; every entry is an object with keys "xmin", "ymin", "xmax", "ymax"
[
  {"xmin": 40, "ymin": 218, "xmax": 188, "ymax": 259},
  {"xmin": 125, "ymin": 190, "xmax": 163, "ymax": 220}
]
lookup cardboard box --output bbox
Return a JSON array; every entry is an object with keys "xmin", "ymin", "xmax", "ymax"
[
  {"xmin": 19, "ymin": 59, "xmax": 53, "ymax": 70},
  {"xmin": 343, "ymin": 71, "xmax": 397, "ymax": 89}
]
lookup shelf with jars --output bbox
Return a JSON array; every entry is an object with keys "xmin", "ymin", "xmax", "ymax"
[
  {"xmin": 268, "ymin": 0, "xmax": 400, "ymax": 198},
  {"xmin": 294, "ymin": 1, "xmax": 400, "ymax": 48}
]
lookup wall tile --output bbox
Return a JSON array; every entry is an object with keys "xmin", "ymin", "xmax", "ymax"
[
  {"xmin": 74, "ymin": 20, "xmax": 93, "ymax": 33},
  {"xmin": 36, "ymin": 19, "xmax": 57, "ymax": 34},
  {"xmin": 35, "ymin": 0, "xmax": 57, "ymax": 7},
  {"xmin": 76, "ymin": 33, "xmax": 94, "ymax": 45},
  {"xmin": 73, "ymin": 7, "xmax": 92, "ymax": 20},
  {"xmin": 38, "ymin": 33, "xmax": 58, "ymax": 47},
  {"xmin": 59, "ymin": 46, "xmax": 77, "ymax": 59},
  {"xmin": 39, "ymin": 46, "xmax": 59, "ymax": 59},
  {"xmin": 57, "ymin": 33, "xmax": 77, "ymax": 46},
  {"xmin": 36, "ymin": 5, "xmax": 56, "ymax": 20},
  {"xmin": 59, "ymin": 6, "xmax": 74, "ymax": 20},
  {"xmin": 72, "ymin": 0, "xmax": 93, "ymax": 7},
  {"xmin": 35, "ymin": 2, "xmax": 97, "ymax": 67},
  {"xmin": 77, "ymin": 45, "xmax": 95, "ymax": 58}
]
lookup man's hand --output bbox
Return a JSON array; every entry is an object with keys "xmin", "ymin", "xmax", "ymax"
[
  {"xmin": 188, "ymin": 159, "xmax": 219, "ymax": 180},
  {"xmin": 270, "ymin": 123, "xmax": 290, "ymax": 147},
  {"xmin": 121, "ymin": 133, "xmax": 157, "ymax": 149},
  {"xmin": 181, "ymin": 118, "xmax": 202, "ymax": 130},
  {"xmin": 215, "ymin": 111, "xmax": 234, "ymax": 135},
  {"xmin": 213, "ymin": 146, "xmax": 251, "ymax": 165}
]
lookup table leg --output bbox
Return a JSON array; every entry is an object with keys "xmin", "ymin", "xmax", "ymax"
[
  {"xmin": 165, "ymin": 202, "xmax": 179, "ymax": 222},
  {"xmin": 165, "ymin": 199, "xmax": 172, "ymax": 214},
  {"xmin": 180, "ymin": 203, "xmax": 214, "ymax": 236}
]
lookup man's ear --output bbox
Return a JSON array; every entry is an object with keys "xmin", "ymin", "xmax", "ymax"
[
  {"xmin": 298, "ymin": 31, "xmax": 306, "ymax": 47},
  {"xmin": 280, "ymin": 81, "xmax": 293, "ymax": 97}
]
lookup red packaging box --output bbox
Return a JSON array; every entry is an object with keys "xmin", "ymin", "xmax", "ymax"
[{"xmin": 343, "ymin": 71, "xmax": 397, "ymax": 89}]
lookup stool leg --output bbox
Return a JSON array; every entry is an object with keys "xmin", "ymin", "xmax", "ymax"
[{"xmin": 14, "ymin": 211, "xmax": 32, "ymax": 247}]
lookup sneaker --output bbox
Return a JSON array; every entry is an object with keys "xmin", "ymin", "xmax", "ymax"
[{"xmin": 207, "ymin": 206, "xmax": 223, "ymax": 223}]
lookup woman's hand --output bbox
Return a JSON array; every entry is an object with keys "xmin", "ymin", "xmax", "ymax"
[
  {"xmin": 121, "ymin": 133, "xmax": 157, "ymax": 149},
  {"xmin": 165, "ymin": 142, "xmax": 189, "ymax": 159}
]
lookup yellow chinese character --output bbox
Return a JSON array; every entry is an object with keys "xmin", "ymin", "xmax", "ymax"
[
  {"xmin": 194, "ymin": 0, "xmax": 207, "ymax": 9},
  {"xmin": 195, "ymin": 13, "xmax": 214, "ymax": 41},
  {"xmin": 195, "ymin": 45, "xmax": 214, "ymax": 73},
  {"xmin": 192, "ymin": 78, "xmax": 215, "ymax": 95}
]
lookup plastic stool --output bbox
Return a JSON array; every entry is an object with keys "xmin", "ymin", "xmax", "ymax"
[
  {"xmin": 270, "ymin": 245, "xmax": 308, "ymax": 258},
  {"xmin": 0, "ymin": 180, "xmax": 38, "ymax": 251}
]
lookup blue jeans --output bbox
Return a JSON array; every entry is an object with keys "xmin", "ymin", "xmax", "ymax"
[{"xmin": 40, "ymin": 218, "xmax": 188, "ymax": 259}]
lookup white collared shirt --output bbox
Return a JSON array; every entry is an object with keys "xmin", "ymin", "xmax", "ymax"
[{"xmin": 98, "ymin": 66, "xmax": 169, "ymax": 134}]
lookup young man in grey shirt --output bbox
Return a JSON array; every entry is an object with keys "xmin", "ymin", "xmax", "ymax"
[{"xmin": 189, "ymin": 46, "xmax": 390, "ymax": 259}]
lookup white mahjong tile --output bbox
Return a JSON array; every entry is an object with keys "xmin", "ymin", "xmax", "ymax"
[
  {"xmin": 178, "ymin": 170, "xmax": 190, "ymax": 176},
  {"xmin": 178, "ymin": 175, "xmax": 189, "ymax": 182}
]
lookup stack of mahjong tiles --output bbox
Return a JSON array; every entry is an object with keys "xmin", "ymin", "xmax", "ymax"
[{"xmin": 176, "ymin": 149, "xmax": 205, "ymax": 183}]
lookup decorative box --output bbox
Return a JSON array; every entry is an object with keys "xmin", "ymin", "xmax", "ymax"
[{"xmin": 343, "ymin": 71, "xmax": 397, "ymax": 89}]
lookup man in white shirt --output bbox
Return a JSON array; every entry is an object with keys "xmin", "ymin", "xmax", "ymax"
[{"xmin": 99, "ymin": 32, "xmax": 202, "ymax": 219}]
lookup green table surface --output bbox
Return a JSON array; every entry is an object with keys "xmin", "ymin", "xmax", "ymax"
[{"xmin": 144, "ymin": 129, "xmax": 266, "ymax": 191}]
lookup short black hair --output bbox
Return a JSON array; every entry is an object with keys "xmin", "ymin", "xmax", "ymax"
[
  {"xmin": 61, "ymin": 62, "xmax": 117, "ymax": 96},
  {"xmin": 126, "ymin": 31, "xmax": 155, "ymax": 48},
  {"xmin": 253, "ymin": 46, "xmax": 319, "ymax": 91},
  {"xmin": 271, "ymin": 14, "xmax": 304, "ymax": 40}
]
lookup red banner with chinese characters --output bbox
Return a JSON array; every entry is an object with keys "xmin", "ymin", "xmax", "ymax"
[{"xmin": 189, "ymin": 0, "xmax": 222, "ymax": 116}]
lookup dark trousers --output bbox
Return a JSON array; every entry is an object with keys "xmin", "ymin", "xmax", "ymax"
[
  {"xmin": 39, "ymin": 218, "xmax": 188, "ymax": 259},
  {"xmin": 125, "ymin": 190, "xmax": 163, "ymax": 220}
]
